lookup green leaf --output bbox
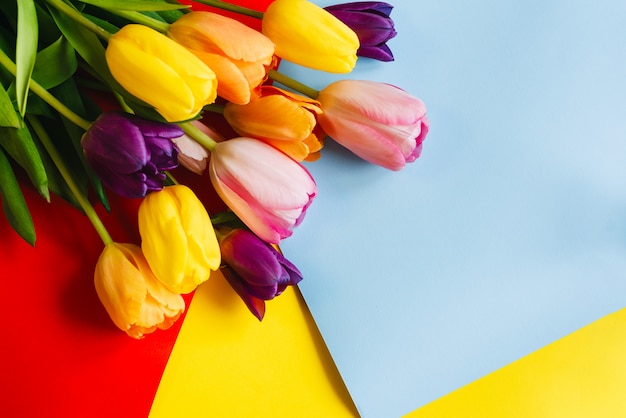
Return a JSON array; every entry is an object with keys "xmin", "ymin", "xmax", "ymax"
[
  {"xmin": 52, "ymin": 78, "xmax": 110, "ymax": 211},
  {"xmin": 0, "ymin": 119, "xmax": 49, "ymax": 200},
  {"xmin": 35, "ymin": 3, "xmax": 63, "ymax": 47},
  {"xmin": 0, "ymin": 83, "xmax": 20, "ymax": 128},
  {"xmin": 79, "ymin": 0, "xmax": 188, "ymax": 12},
  {"xmin": 32, "ymin": 36, "xmax": 77, "ymax": 89},
  {"xmin": 47, "ymin": 4, "xmax": 113, "ymax": 86},
  {"xmin": 0, "ymin": 146, "xmax": 36, "ymax": 245},
  {"xmin": 47, "ymin": 2, "xmax": 165, "ymax": 120},
  {"xmin": 28, "ymin": 115, "xmax": 84, "ymax": 210},
  {"xmin": 156, "ymin": 8, "xmax": 186, "ymax": 24},
  {"xmin": 15, "ymin": 0, "xmax": 38, "ymax": 115}
]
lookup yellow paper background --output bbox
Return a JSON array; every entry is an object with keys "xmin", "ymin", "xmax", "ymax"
[
  {"xmin": 149, "ymin": 271, "xmax": 360, "ymax": 418},
  {"xmin": 406, "ymin": 308, "xmax": 626, "ymax": 417}
]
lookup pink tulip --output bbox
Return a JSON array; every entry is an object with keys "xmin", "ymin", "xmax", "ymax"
[
  {"xmin": 208, "ymin": 137, "xmax": 317, "ymax": 244},
  {"xmin": 317, "ymin": 79, "xmax": 430, "ymax": 170}
]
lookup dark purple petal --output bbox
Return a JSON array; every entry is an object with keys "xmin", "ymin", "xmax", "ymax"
[
  {"xmin": 83, "ymin": 113, "xmax": 148, "ymax": 172},
  {"xmin": 324, "ymin": 3, "xmax": 397, "ymax": 62},
  {"xmin": 326, "ymin": 2, "xmax": 394, "ymax": 17},
  {"xmin": 129, "ymin": 113, "xmax": 185, "ymax": 139},
  {"xmin": 358, "ymin": 43, "xmax": 395, "ymax": 61},
  {"xmin": 274, "ymin": 251, "xmax": 304, "ymax": 285},
  {"xmin": 245, "ymin": 282, "xmax": 281, "ymax": 300},
  {"xmin": 219, "ymin": 229, "xmax": 304, "ymax": 310},
  {"xmin": 88, "ymin": 158, "xmax": 149, "ymax": 198},
  {"xmin": 145, "ymin": 136, "xmax": 179, "ymax": 170},
  {"xmin": 343, "ymin": 13, "xmax": 396, "ymax": 45},
  {"xmin": 222, "ymin": 266, "xmax": 266, "ymax": 321},
  {"xmin": 222, "ymin": 230, "xmax": 284, "ymax": 286},
  {"xmin": 82, "ymin": 111, "xmax": 180, "ymax": 198}
]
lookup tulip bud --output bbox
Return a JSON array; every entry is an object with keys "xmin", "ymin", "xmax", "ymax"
[
  {"xmin": 170, "ymin": 121, "xmax": 224, "ymax": 175},
  {"xmin": 168, "ymin": 11, "xmax": 275, "ymax": 105},
  {"xmin": 223, "ymin": 86, "xmax": 323, "ymax": 161},
  {"xmin": 262, "ymin": 0, "xmax": 360, "ymax": 73},
  {"xmin": 94, "ymin": 242, "xmax": 185, "ymax": 339},
  {"xmin": 317, "ymin": 79, "xmax": 430, "ymax": 170},
  {"xmin": 81, "ymin": 112, "xmax": 180, "ymax": 198},
  {"xmin": 219, "ymin": 228, "xmax": 303, "ymax": 320},
  {"xmin": 106, "ymin": 24, "xmax": 217, "ymax": 122},
  {"xmin": 138, "ymin": 185, "xmax": 221, "ymax": 294},
  {"xmin": 209, "ymin": 137, "xmax": 317, "ymax": 244},
  {"xmin": 325, "ymin": 2, "xmax": 397, "ymax": 62}
]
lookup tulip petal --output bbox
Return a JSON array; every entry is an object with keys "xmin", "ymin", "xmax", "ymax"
[
  {"xmin": 94, "ymin": 244, "xmax": 147, "ymax": 332},
  {"xmin": 222, "ymin": 267, "xmax": 266, "ymax": 321},
  {"xmin": 191, "ymin": 51, "xmax": 256, "ymax": 104},
  {"xmin": 139, "ymin": 185, "xmax": 220, "ymax": 294},
  {"xmin": 325, "ymin": 2, "xmax": 394, "ymax": 15},
  {"xmin": 169, "ymin": 12, "xmax": 274, "ymax": 63},
  {"xmin": 262, "ymin": 0, "xmax": 359, "ymax": 73},
  {"xmin": 211, "ymin": 174, "xmax": 289, "ymax": 243},
  {"xmin": 224, "ymin": 95, "xmax": 315, "ymax": 141},
  {"xmin": 214, "ymin": 139, "xmax": 315, "ymax": 211},
  {"xmin": 358, "ymin": 43, "xmax": 395, "ymax": 61},
  {"xmin": 106, "ymin": 25, "xmax": 217, "ymax": 122}
]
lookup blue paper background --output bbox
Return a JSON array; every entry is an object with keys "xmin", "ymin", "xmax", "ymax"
[{"xmin": 280, "ymin": 1, "xmax": 626, "ymax": 417}]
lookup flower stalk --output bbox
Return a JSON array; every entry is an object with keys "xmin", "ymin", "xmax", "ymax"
[
  {"xmin": 193, "ymin": 0, "xmax": 264, "ymax": 19},
  {"xmin": 0, "ymin": 49, "xmax": 93, "ymax": 131},
  {"xmin": 268, "ymin": 69, "xmax": 320, "ymax": 99},
  {"xmin": 27, "ymin": 115, "xmax": 113, "ymax": 245},
  {"xmin": 179, "ymin": 121, "xmax": 218, "ymax": 152},
  {"xmin": 102, "ymin": 8, "xmax": 171, "ymax": 33},
  {"xmin": 45, "ymin": 0, "xmax": 112, "ymax": 41}
]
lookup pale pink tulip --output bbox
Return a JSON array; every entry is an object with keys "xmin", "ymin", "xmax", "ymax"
[
  {"xmin": 208, "ymin": 137, "xmax": 317, "ymax": 244},
  {"xmin": 317, "ymin": 79, "xmax": 430, "ymax": 170}
]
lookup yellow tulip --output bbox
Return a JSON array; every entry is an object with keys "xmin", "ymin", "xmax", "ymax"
[
  {"xmin": 262, "ymin": 0, "xmax": 359, "ymax": 73},
  {"xmin": 168, "ymin": 12, "xmax": 275, "ymax": 105},
  {"xmin": 138, "ymin": 185, "xmax": 221, "ymax": 294},
  {"xmin": 223, "ymin": 86, "xmax": 324, "ymax": 161},
  {"xmin": 94, "ymin": 242, "xmax": 185, "ymax": 339},
  {"xmin": 106, "ymin": 24, "xmax": 217, "ymax": 122}
]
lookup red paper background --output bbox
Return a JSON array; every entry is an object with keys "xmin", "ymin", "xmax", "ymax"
[{"xmin": 0, "ymin": 1, "xmax": 271, "ymax": 416}]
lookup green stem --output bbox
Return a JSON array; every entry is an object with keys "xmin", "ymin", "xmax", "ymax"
[
  {"xmin": 165, "ymin": 172, "xmax": 179, "ymax": 185},
  {"xmin": 179, "ymin": 122, "xmax": 218, "ymax": 152},
  {"xmin": 27, "ymin": 115, "xmax": 113, "ymax": 246},
  {"xmin": 112, "ymin": 91, "xmax": 134, "ymax": 114},
  {"xmin": 211, "ymin": 211, "xmax": 240, "ymax": 225},
  {"xmin": 103, "ymin": 9, "xmax": 170, "ymax": 33},
  {"xmin": 193, "ymin": 0, "xmax": 264, "ymax": 19},
  {"xmin": 45, "ymin": 0, "xmax": 112, "ymax": 41},
  {"xmin": 0, "ymin": 49, "xmax": 92, "ymax": 131},
  {"xmin": 269, "ymin": 70, "xmax": 320, "ymax": 99}
]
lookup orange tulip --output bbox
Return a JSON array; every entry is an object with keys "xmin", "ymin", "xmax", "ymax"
[
  {"xmin": 168, "ymin": 11, "xmax": 276, "ymax": 105},
  {"xmin": 94, "ymin": 243, "xmax": 185, "ymax": 339},
  {"xmin": 223, "ymin": 86, "xmax": 324, "ymax": 161}
]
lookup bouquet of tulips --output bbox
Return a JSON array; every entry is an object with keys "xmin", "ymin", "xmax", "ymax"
[{"xmin": 0, "ymin": 0, "xmax": 429, "ymax": 338}]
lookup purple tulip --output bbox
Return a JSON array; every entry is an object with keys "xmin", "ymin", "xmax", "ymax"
[
  {"xmin": 325, "ymin": 2, "xmax": 397, "ymax": 62},
  {"xmin": 81, "ymin": 112, "xmax": 181, "ymax": 198},
  {"xmin": 219, "ymin": 228, "xmax": 303, "ymax": 320}
]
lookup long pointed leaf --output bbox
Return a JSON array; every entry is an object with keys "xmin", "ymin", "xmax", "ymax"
[
  {"xmin": 28, "ymin": 116, "xmax": 84, "ymax": 211},
  {"xmin": 48, "ymin": 6, "xmax": 162, "ymax": 120},
  {"xmin": 80, "ymin": 0, "xmax": 188, "ymax": 12},
  {"xmin": 0, "ymin": 83, "xmax": 20, "ymax": 127},
  {"xmin": 32, "ymin": 36, "xmax": 78, "ymax": 89},
  {"xmin": 0, "ymin": 118, "xmax": 49, "ymax": 200},
  {"xmin": 53, "ymin": 78, "xmax": 110, "ymax": 211},
  {"xmin": 0, "ymin": 146, "xmax": 36, "ymax": 245},
  {"xmin": 15, "ymin": 0, "xmax": 38, "ymax": 115}
]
